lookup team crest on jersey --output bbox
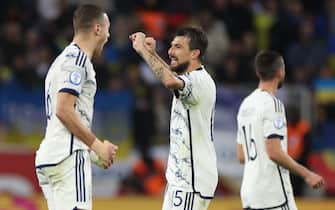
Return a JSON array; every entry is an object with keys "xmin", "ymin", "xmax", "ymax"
[
  {"xmin": 274, "ymin": 117, "xmax": 285, "ymax": 129},
  {"xmin": 69, "ymin": 71, "xmax": 82, "ymax": 85}
]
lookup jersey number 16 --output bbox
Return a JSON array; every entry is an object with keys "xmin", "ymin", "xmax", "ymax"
[{"xmin": 242, "ymin": 124, "xmax": 257, "ymax": 161}]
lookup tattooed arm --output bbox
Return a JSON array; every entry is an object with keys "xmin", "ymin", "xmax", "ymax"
[{"xmin": 130, "ymin": 32, "xmax": 184, "ymax": 90}]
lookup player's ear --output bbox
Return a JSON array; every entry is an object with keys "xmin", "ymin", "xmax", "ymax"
[
  {"xmin": 191, "ymin": 49, "xmax": 200, "ymax": 60},
  {"xmin": 94, "ymin": 24, "xmax": 102, "ymax": 36}
]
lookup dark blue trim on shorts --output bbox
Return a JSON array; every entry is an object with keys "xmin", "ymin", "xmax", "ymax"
[
  {"xmin": 81, "ymin": 151, "xmax": 86, "ymax": 202},
  {"xmin": 75, "ymin": 151, "xmax": 86, "ymax": 202},
  {"xmin": 35, "ymin": 163, "xmax": 58, "ymax": 169},
  {"xmin": 243, "ymin": 201, "xmax": 289, "ymax": 210},
  {"xmin": 79, "ymin": 152, "xmax": 83, "ymax": 202},
  {"xmin": 184, "ymin": 192, "xmax": 195, "ymax": 210},
  {"xmin": 75, "ymin": 152, "xmax": 79, "ymax": 202},
  {"xmin": 59, "ymin": 88, "xmax": 79, "ymax": 97}
]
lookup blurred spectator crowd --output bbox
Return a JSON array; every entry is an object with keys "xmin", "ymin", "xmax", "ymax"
[{"xmin": 1, "ymin": 0, "xmax": 335, "ymax": 88}]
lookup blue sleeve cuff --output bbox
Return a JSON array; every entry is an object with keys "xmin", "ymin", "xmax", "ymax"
[
  {"xmin": 177, "ymin": 76, "xmax": 186, "ymax": 90},
  {"xmin": 267, "ymin": 134, "xmax": 284, "ymax": 140},
  {"xmin": 59, "ymin": 88, "xmax": 79, "ymax": 97}
]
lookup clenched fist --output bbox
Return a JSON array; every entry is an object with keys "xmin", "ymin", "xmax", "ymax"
[{"xmin": 129, "ymin": 32, "xmax": 156, "ymax": 54}]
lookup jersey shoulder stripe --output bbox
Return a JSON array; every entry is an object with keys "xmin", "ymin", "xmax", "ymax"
[
  {"xmin": 272, "ymin": 97, "xmax": 284, "ymax": 113},
  {"xmin": 75, "ymin": 50, "xmax": 87, "ymax": 68},
  {"xmin": 259, "ymin": 90, "xmax": 283, "ymax": 113},
  {"xmin": 65, "ymin": 44, "xmax": 87, "ymax": 68}
]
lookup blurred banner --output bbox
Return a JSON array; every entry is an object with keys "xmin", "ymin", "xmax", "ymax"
[
  {"xmin": 0, "ymin": 83, "xmax": 134, "ymax": 196},
  {"xmin": 0, "ymin": 84, "xmax": 133, "ymax": 147},
  {"xmin": 213, "ymin": 86, "xmax": 245, "ymax": 193}
]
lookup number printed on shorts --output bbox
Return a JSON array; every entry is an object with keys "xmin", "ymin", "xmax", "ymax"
[
  {"xmin": 173, "ymin": 190, "xmax": 183, "ymax": 207},
  {"xmin": 242, "ymin": 124, "xmax": 257, "ymax": 161}
]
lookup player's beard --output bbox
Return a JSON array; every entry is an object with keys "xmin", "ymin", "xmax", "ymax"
[{"xmin": 170, "ymin": 61, "xmax": 190, "ymax": 74}]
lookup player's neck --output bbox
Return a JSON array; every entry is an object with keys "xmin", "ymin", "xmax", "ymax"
[
  {"xmin": 258, "ymin": 80, "xmax": 278, "ymax": 96},
  {"xmin": 186, "ymin": 61, "xmax": 202, "ymax": 73},
  {"xmin": 73, "ymin": 35, "xmax": 95, "ymax": 60}
]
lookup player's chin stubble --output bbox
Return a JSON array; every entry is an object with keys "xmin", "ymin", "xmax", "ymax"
[{"xmin": 171, "ymin": 61, "xmax": 190, "ymax": 74}]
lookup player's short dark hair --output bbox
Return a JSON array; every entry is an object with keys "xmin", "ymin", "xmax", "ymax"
[
  {"xmin": 254, "ymin": 50, "xmax": 284, "ymax": 81},
  {"xmin": 174, "ymin": 27, "xmax": 208, "ymax": 62},
  {"xmin": 73, "ymin": 4, "xmax": 105, "ymax": 33}
]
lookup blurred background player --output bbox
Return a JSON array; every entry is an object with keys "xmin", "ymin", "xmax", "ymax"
[
  {"xmin": 130, "ymin": 27, "xmax": 218, "ymax": 210},
  {"xmin": 236, "ymin": 50, "xmax": 325, "ymax": 210},
  {"xmin": 35, "ymin": 4, "xmax": 118, "ymax": 210}
]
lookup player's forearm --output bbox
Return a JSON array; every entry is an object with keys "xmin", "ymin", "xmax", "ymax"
[
  {"xmin": 237, "ymin": 144, "xmax": 245, "ymax": 164},
  {"xmin": 139, "ymin": 49, "xmax": 183, "ymax": 89},
  {"xmin": 269, "ymin": 149, "xmax": 309, "ymax": 178},
  {"xmin": 56, "ymin": 106, "xmax": 96, "ymax": 147}
]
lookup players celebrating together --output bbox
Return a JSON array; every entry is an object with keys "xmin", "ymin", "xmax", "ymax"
[{"xmin": 34, "ymin": 3, "xmax": 325, "ymax": 210}]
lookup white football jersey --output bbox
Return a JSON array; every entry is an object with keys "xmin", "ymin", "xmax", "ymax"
[
  {"xmin": 236, "ymin": 89, "xmax": 295, "ymax": 209},
  {"xmin": 166, "ymin": 66, "xmax": 218, "ymax": 198},
  {"xmin": 36, "ymin": 43, "xmax": 96, "ymax": 167}
]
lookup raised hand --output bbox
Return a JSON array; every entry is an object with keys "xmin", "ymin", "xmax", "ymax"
[
  {"xmin": 144, "ymin": 37, "xmax": 156, "ymax": 53},
  {"xmin": 129, "ymin": 32, "xmax": 146, "ymax": 53}
]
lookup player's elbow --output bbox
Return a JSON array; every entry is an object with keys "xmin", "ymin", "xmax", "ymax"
[{"xmin": 56, "ymin": 105, "xmax": 70, "ymax": 122}]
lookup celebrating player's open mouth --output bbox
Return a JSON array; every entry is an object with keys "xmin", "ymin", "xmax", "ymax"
[{"xmin": 169, "ymin": 56, "xmax": 178, "ymax": 66}]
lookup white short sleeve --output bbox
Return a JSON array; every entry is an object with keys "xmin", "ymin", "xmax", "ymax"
[
  {"xmin": 57, "ymin": 54, "xmax": 86, "ymax": 97},
  {"xmin": 263, "ymin": 99, "xmax": 286, "ymax": 140},
  {"xmin": 177, "ymin": 73, "xmax": 200, "ymax": 106}
]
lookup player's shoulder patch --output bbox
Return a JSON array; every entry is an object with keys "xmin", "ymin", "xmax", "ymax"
[
  {"xmin": 69, "ymin": 71, "xmax": 82, "ymax": 85},
  {"xmin": 273, "ymin": 116, "xmax": 285, "ymax": 129}
]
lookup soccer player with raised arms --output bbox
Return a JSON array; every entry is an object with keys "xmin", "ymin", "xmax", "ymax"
[
  {"xmin": 236, "ymin": 50, "xmax": 325, "ymax": 210},
  {"xmin": 130, "ymin": 27, "xmax": 218, "ymax": 210},
  {"xmin": 35, "ymin": 4, "xmax": 118, "ymax": 210}
]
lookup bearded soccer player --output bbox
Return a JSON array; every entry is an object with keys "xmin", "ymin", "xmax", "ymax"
[{"xmin": 130, "ymin": 27, "xmax": 218, "ymax": 210}]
